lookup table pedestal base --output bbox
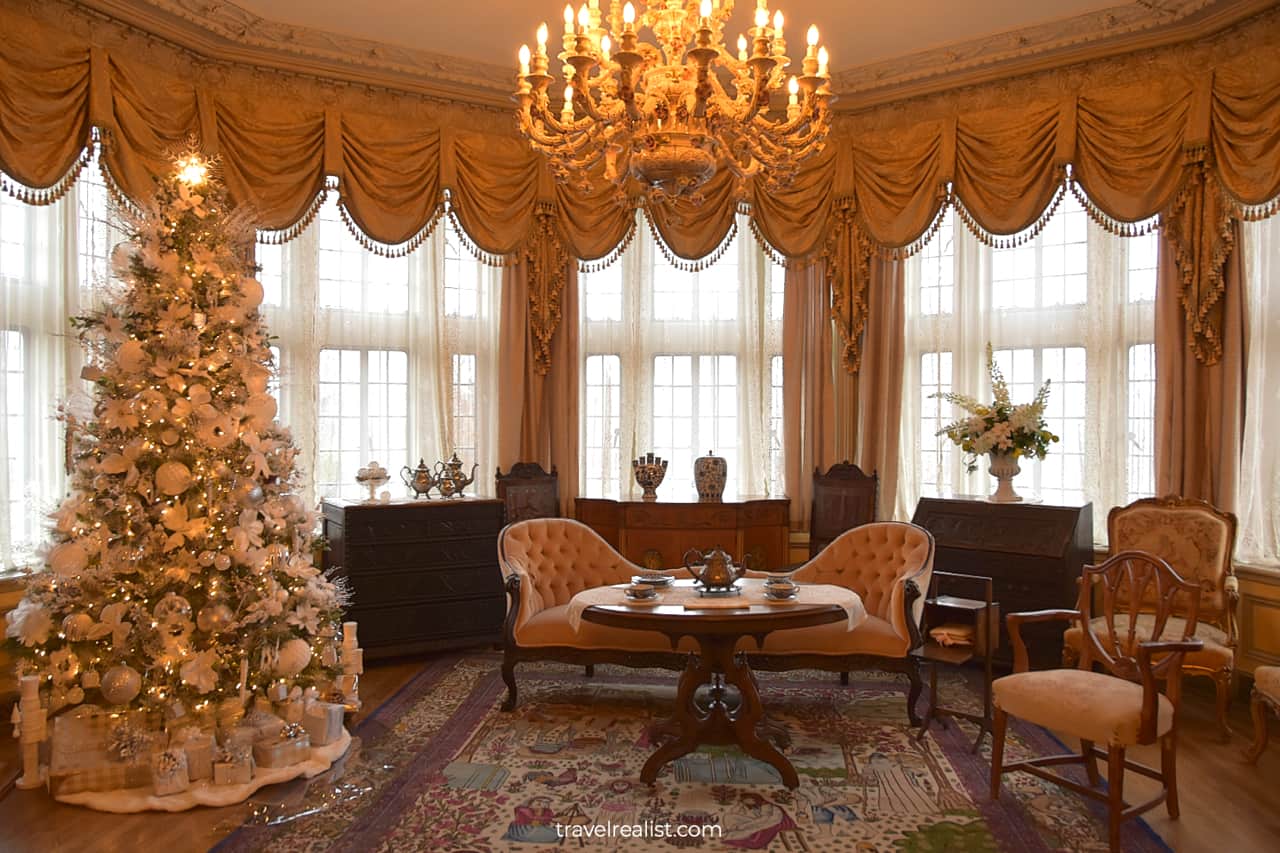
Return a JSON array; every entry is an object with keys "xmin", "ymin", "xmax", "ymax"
[{"xmin": 641, "ymin": 637, "xmax": 799, "ymax": 789}]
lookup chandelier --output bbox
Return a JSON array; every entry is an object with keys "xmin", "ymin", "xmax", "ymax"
[{"xmin": 514, "ymin": 0, "xmax": 832, "ymax": 204}]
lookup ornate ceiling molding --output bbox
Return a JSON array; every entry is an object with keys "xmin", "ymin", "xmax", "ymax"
[
  {"xmin": 75, "ymin": 0, "xmax": 516, "ymax": 108},
  {"xmin": 73, "ymin": 0, "xmax": 1275, "ymax": 113},
  {"xmin": 833, "ymin": 0, "xmax": 1277, "ymax": 110}
]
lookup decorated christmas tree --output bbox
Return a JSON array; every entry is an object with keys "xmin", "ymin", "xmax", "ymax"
[{"xmin": 5, "ymin": 151, "xmax": 352, "ymax": 756}]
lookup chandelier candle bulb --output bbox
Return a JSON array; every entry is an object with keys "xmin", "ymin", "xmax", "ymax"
[
  {"xmin": 737, "ymin": 34, "xmax": 748, "ymax": 61},
  {"xmin": 518, "ymin": 44, "xmax": 530, "ymax": 75},
  {"xmin": 818, "ymin": 46, "xmax": 829, "ymax": 77},
  {"xmin": 536, "ymin": 22, "xmax": 548, "ymax": 55}
]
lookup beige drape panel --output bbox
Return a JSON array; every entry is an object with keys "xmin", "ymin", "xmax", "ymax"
[
  {"xmin": 750, "ymin": 148, "xmax": 836, "ymax": 261},
  {"xmin": 1074, "ymin": 83, "xmax": 1191, "ymax": 223},
  {"xmin": 102, "ymin": 55, "xmax": 197, "ymax": 207},
  {"xmin": 852, "ymin": 256, "xmax": 905, "ymax": 519},
  {"xmin": 0, "ymin": 35, "xmax": 90, "ymax": 198},
  {"xmin": 449, "ymin": 132, "xmax": 540, "ymax": 258},
  {"xmin": 338, "ymin": 116, "xmax": 441, "ymax": 247},
  {"xmin": 849, "ymin": 123, "xmax": 946, "ymax": 250},
  {"xmin": 555, "ymin": 170, "xmax": 636, "ymax": 263},
  {"xmin": 782, "ymin": 262, "xmax": 838, "ymax": 529},
  {"xmin": 644, "ymin": 169, "xmax": 739, "ymax": 262},
  {"xmin": 498, "ymin": 257, "xmax": 580, "ymax": 515},
  {"xmin": 954, "ymin": 102, "xmax": 1061, "ymax": 236},
  {"xmin": 213, "ymin": 102, "xmax": 326, "ymax": 234},
  {"xmin": 1211, "ymin": 63, "xmax": 1280, "ymax": 207},
  {"xmin": 1155, "ymin": 221, "xmax": 1244, "ymax": 511}
]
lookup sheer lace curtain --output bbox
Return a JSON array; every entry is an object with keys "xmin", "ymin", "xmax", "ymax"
[
  {"xmin": 260, "ymin": 198, "xmax": 501, "ymax": 504},
  {"xmin": 1237, "ymin": 214, "xmax": 1280, "ymax": 568},
  {"xmin": 0, "ymin": 160, "xmax": 118, "ymax": 571},
  {"xmin": 898, "ymin": 194, "xmax": 1157, "ymax": 543},
  {"xmin": 579, "ymin": 213, "xmax": 782, "ymax": 502}
]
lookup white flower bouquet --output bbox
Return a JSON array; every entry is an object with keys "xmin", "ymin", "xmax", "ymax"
[{"xmin": 934, "ymin": 344, "xmax": 1059, "ymax": 473}]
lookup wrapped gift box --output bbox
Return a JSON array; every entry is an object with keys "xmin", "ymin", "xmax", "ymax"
[
  {"xmin": 302, "ymin": 702, "xmax": 345, "ymax": 747},
  {"xmin": 49, "ymin": 708, "xmax": 158, "ymax": 795},
  {"xmin": 213, "ymin": 746, "xmax": 254, "ymax": 786},
  {"xmin": 150, "ymin": 748, "xmax": 190, "ymax": 796},
  {"xmin": 170, "ymin": 728, "xmax": 216, "ymax": 782},
  {"xmin": 252, "ymin": 725, "xmax": 311, "ymax": 769},
  {"xmin": 241, "ymin": 707, "xmax": 286, "ymax": 741}
]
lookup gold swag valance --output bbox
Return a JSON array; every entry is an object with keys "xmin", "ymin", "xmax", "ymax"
[{"xmin": 2, "ymin": 2, "xmax": 1279, "ymax": 373}]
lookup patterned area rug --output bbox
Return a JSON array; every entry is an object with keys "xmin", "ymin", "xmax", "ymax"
[{"xmin": 216, "ymin": 654, "xmax": 1170, "ymax": 852}]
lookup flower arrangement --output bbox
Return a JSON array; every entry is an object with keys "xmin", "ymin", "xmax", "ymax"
[{"xmin": 934, "ymin": 344, "xmax": 1059, "ymax": 473}]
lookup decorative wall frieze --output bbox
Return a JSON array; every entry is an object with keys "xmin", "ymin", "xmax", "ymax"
[
  {"xmin": 70, "ymin": 0, "xmax": 1272, "ymax": 113},
  {"xmin": 74, "ymin": 0, "xmax": 515, "ymax": 108},
  {"xmin": 831, "ymin": 0, "xmax": 1272, "ymax": 111}
]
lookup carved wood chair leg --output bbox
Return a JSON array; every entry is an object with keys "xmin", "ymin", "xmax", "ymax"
[
  {"xmin": 839, "ymin": 671, "xmax": 849, "ymax": 686},
  {"xmin": 1214, "ymin": 671, "xmax": 1233, "ymax": 741},
  {"xmin": 989, "ymin": 708, "xmax": 1008, "ymax": 800},
  {"xmin": 905, "ymin": 660, "xmax": 924, "ymax": 727},
  {"xmin": 1244, "ymin": 690, "xmax": 1270, "ymax": 764},
  {"xmin": 1081, "ymin": 739, "xmax": 1101, "ymax": 786},
  {"xmin": 585, "ymin": 665, "xmax": 595, "ymax": 678},
  {"xmin": 1107, "ymin": 747, "xmax": 1126, "ymax": 853},
  {"xmin": 1162, "ymin": 732, "xmax": 1180, "ymax": 819},
  {"xmin": 501, "ymin": 659, "xmax": 518, "ymax": 712},
  {"xmin": 1062, "ymin": 644, "xmax": 1079, "ymax": 669}
]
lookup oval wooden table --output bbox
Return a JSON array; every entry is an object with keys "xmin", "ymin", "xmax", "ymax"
[{"xmin": 581, "ymin": 588, "xmax": 849, "ymax": 789}]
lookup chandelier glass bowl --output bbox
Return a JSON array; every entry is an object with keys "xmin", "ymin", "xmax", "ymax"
[{"xmin": 515, "ymin": 0, "xmax": 832, "ymax": 203}]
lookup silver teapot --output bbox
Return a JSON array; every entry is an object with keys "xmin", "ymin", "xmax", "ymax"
[
  {"xmin": 683, "ymin": 546, "xmax": 746, "ymax": 592},
  {"xmin": 433, "ymin": 452, "xmax": 477, "ymax": 498},
  {"xmin": 401, "ymin": 459, "xmax": 436, "ymax": 499}
]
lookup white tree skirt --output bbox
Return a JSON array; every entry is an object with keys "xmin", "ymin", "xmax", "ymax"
[{"xmin": 52, "ymin": 728, "xmax": 352, "ymax": 813}]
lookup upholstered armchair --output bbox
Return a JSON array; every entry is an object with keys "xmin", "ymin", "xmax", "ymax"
[
  {"xmin": 749, "ymin": 521, "xmax": 935, "ymax": 726},
  {"xmin": 1244, "ymin": 666, "xmax": 1280, "ymax": 763},
  {"xmin": 1062, "ymin": 496, "xmax": 1239, "ymax": 738},
  {"xmin": 497, "ymin": 518, "xmax": 688, "ymax": 710},
  {"xmin": 991, "ymin": 552, "xmax": 1204, "ymax": 853}
]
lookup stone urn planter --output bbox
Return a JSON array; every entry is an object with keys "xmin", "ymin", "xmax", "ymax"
[{"xmin": 988, "ymin": 450, "xmax": 1022, "ymax": 502}]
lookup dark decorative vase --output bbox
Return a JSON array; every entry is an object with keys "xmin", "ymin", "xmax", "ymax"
[{"xmin": 693, "ymin": 450, "xmax": 727, "ymax": 503}]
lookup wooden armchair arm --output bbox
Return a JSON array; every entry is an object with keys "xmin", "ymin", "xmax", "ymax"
[
  {"xmin": 1224, "ymin": 575, "xmax": 1240, "ymax": 648},
  {"xmin": 1006, "ymin": 609, "xmax": 1081, "ymax": 673},
  {"xmin": 1135, "ymin": 638, "xmax": 1205, "ymax": 741}
]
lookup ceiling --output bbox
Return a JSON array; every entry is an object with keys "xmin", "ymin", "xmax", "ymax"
[
  {"xmin": 233, "ymin": 0, "xmax": 1127, "ymax": 75},
  {"xmin": 86, "ymin": 0, "xmax": 1248, "ymax": 108}
]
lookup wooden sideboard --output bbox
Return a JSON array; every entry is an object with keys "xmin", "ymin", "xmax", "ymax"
[
  {"xmin": 911, "ymin": 496, "xmax": 1093, "ymax": 668},
  {"xmin": 321, "ymin": 497, "xmax": 505, "ymax": 659},
  {"xmin": 575, "ymin": 497, "xmax": 790, "ymax": 572}
]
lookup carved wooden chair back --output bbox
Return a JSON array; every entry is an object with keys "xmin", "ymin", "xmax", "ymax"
[
  {"xmin": 1107, "ymin": 496, "xmax": 1236, "ymax": 632},
  {"xmin": 809, "ymin": 462, "xmax": 878, "ymax": 558},
  {"xmin": 496, "ymin": 462, "xmax": 560, "ymax": 525},
  {"xmin": 1077, "ymin": 550, "xmax": 1202, "ymax": 685}
]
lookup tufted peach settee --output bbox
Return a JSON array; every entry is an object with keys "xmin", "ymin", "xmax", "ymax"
[{"xmin": 498, "ymin": 518, "xmax": 935, "ymax": 724}]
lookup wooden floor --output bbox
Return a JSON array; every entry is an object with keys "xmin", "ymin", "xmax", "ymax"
[{"xmin": 0, "ymin": 655, "xmax": 1277, "ymax": 852}]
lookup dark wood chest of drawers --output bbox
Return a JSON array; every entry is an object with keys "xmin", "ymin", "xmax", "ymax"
[
  {"xmin": 911, "ymin": 496, "xmax": 1093, "ymax": 668},
  {"xmin": 321, "ymin": 498, "xmax": 505, "ymax": 659}
]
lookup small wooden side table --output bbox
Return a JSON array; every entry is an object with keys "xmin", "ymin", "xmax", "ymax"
[
  {"xmin": 913, "ymin": 571, "xmax": 998, "ymax": 752},
  {"xmin": 582, "ymin": 587, "xmax": 849, "ymax": 789}
]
